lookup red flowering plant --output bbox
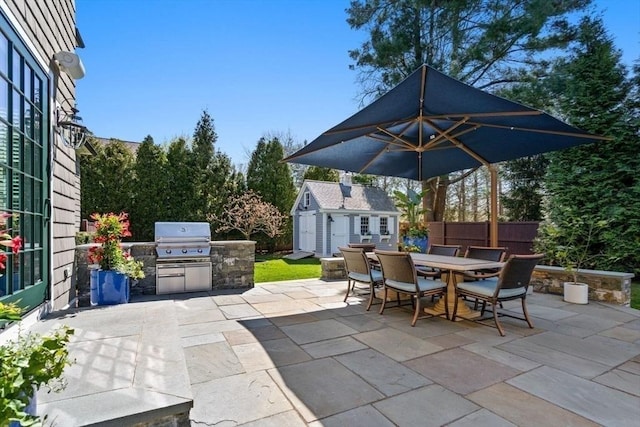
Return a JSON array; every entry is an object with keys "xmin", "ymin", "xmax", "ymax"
[
  {"xmin": 88, "ymin": 212, "xmax": 144, "ymax": 280},
  {"xmin": 0, "ymin": 212, "xmax": 23, "ymax": 273}
]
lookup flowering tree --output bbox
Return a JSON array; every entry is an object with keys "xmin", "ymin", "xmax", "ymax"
[{"xmin": 210, "ymin": 191, "xmax": 286, "ymax": 241}]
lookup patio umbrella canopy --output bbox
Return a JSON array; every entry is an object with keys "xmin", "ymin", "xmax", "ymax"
[
  {"xmin": 284, "ymin": 64, "xmax": 608, "ymax": 245},
  {"xmin": 284, "ymin": 64, "xmax": 606, "ymax": 181}
]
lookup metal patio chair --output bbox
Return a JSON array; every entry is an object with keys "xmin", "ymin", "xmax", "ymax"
[
  {"xmin": 452, "ymin": 254, "xmax": 543, "ymax": 336},
  {"xmin": 339, "ymin": 246, "xmax": 383, "ymax": 310},
  {"xmin": 416, "ymin": 244, "xmax": 461, "ymax": 279},
  {"xmin": 375, "ymin": 250, "xmax": 448, "ymax": 326}
]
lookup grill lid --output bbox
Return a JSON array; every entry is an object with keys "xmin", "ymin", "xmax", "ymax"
[
  {"xmin": 155, "ymin": 222, "xmax": 211, "ymax": 258},
  {"xmin": 155, "ymin": 222, "xmax": 211, "ymax": 241}
]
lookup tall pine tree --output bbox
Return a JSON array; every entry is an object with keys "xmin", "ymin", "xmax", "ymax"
[
  {"xmin": 80, "ymin": 139, "xmax": 136, "ymax": 220},
  {"xmin": 541, "ymin": 17, "xmax": 640, "ymax": 274},
  {"xmin": 246, "ymin": 137, "xmax": 296, "ymax": 250},
  {"xmin": 166, "ymin": 137, "xmax": 197, "ymax": 222},
  {"xmin": 131, "ymin": 135, "xmax": 168, "ymax": 240},
  {"xmin": 191, "ymin": 110, "xmax": 217, "ymax": 220}
]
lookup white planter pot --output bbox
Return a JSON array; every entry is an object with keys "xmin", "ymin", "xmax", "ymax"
[{"xmin": 564, "ymin": 282, "xmax": 588, "ymax": 304}]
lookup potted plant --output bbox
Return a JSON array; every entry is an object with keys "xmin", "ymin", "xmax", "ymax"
[
  {"xmin": 88, "ymin": 212, "xmax": 145, "ymax": 305},
  {"xmin": 393, "ymin": 189, "xmax": 429, "ymax": 253},
  {"xmin": 535, "ymin": 217, "xmax": 607, "ymax": 304}
]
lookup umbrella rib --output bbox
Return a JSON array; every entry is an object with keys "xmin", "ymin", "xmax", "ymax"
[
  {"xmin": 376, "ymin": 120, "xmax": 419, "ymax": 150},
  {"xmin": 323, "ymin": 117, "xmax": 412, "ymax": 136},
  {"xmin": 423, "ymin": 110, "xmax": 543, "ymax": 120},
  {"xmin": 422, "ymin": 117, "xmax": 471, "ymax": 150},
  {"xmin": 425, "ymin": 120, "xmax": 491, "ymax": 166},
  {"xmin": 464, "ymin": 121, "xmax": 612, "ymax": 140},
  {"xmin": 358, "ymin": 144, "xmax": 388, "ymax": 174}
]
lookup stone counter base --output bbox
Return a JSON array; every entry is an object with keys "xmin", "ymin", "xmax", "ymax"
[
  {"xmin": 321, "ymin": 257, "xmax": 347, "ymax": 280},
  {"xmin": 75, "ymin": 241, "xmax": 255, "ymax": 307}
]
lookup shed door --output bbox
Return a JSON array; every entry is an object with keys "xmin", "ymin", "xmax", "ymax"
[
  {"xmin": 331, "ymin": 215, "xmax": 349, "ymax": 255},
  {"xmin": 299, "ymin": 212, "xmax": 316, "ymax": 252}
]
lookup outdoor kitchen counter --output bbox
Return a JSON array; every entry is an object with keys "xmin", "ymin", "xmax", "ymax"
[{"xmin": 74, "ymin": 240, "xmax": 256, "ymax": 306}]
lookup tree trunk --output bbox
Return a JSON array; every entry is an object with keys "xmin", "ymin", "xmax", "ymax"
[{"xmin": 423, "ymin": 176, "xmax": 448, "ymax": 222}]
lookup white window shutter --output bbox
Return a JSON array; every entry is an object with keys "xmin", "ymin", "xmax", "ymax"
[
  {"xmin": 354, "ymin": 216, "xmax": 360, "ymax": 234},
  {"xmin": 372, "ymin": 217, "xmax": 380, "ymax": 234},
  {"xmin": 389, "ymin": 216, "xmax": 395, "ymax": 233}
]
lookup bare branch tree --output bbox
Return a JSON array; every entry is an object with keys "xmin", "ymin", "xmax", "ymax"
[{"xmin": 209, "ymin": 190, "xmax": 286, "ymax": 240}]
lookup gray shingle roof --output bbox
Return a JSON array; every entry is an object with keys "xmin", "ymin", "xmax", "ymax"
[
  {"xmin": 93, "ymin": 136, "xmax": 141, "ymax": 154},
  {"xmin": 304, "ymin": 180, "xmax": 398, "ymax": 212}
]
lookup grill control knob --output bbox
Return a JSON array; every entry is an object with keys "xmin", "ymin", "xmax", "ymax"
[
  {"xmin": 182, "ymin": 249, "xmax": 188, "ymax": 254},
  {"xmin": 197, "ymin": 248, "xmax": 203, "ymax": 253},
  {"xmin": 166, "ymin": 249, "xmax": 172, "ymax": 254}
]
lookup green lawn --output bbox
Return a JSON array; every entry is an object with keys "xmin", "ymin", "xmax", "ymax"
[{"xmin": 254, "ymin": 254, "xmax": 321, "ymax": 283}]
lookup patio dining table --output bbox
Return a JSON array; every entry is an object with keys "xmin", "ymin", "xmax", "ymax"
[{"xmin": 371, "ymin": 252, "xmax": 504, "ymax": 320}]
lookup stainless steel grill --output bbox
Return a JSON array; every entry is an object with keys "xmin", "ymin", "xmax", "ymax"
[{"xmin": 155, "ymin": 222, "xmax": 212, "ymax": 294}]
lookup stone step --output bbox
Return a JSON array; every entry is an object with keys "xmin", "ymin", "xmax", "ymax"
[{"xmin": 33, "ymin": 299, "xmax": 193, "ymax": 426}]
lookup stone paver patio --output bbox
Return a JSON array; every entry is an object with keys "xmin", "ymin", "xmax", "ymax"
[{"xmin": 28, "ymin": 278, "xmax": 640, "ymax": 426}]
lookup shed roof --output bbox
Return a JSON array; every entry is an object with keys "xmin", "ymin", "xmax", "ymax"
[{"xmin": 303, "ymin": 180, "xmax": 398, "ymax": 212}]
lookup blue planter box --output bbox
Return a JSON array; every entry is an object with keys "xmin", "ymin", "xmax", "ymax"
[
  {"xmin": 402, "ymin": 236, "xmax": 429, "ymax": 253},
  {"xmin": 90, "ymin": 270, "xmax": 129, "ymax": 306}
]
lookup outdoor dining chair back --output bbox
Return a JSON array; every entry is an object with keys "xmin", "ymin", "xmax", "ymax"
[
  {"xmin": 453, "ymin": 253, "xmax": 544, "ymax": 336},
  {"xmin": 339, "ymin": 246, "xmax": 383, "ymax": 310},
  {"xmin": 375, "ymin": 250, "xmax": 448, "ymax": 326},
  {"xmin": 463, "ymin": 246, "xmax": 508, "ymax": 281},
  {"xmin": 428, "ymin": 244, "xmax": 461, "ymax": 256},
  {"xmin": 348, "ymin": 242, "xmax": 380, "ymax": 270},
  {"xmin": 417, "ymin": 244, "xmax": 462, "ymax": 279}
]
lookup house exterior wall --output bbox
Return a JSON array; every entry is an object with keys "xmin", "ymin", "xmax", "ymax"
[{"xmin": 2, "ymin": 0, "xmax": 81, "ymax": 311}]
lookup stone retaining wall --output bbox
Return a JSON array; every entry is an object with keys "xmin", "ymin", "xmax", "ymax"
[
  {"xmin": 75, "ymin": 241, "xmax": 255, "ymax": 307},
  {"xmin": 530, "ymin": 265, "xmax": 634, "ymax": 306}
]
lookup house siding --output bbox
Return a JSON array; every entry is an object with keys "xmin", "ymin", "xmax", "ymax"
[{"xmin": 2, "ymin": 0, "xmax": 80, "ymax": 310}]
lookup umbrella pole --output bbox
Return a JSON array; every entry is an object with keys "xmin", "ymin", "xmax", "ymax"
[{"xmin": 489, "ymin": 164, "xmax": 498, "ymax": 247}]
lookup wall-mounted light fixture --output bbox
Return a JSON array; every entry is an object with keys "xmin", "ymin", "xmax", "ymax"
[
  {"xmin": 53, "ymin": 51, "xmax": 85, "ymax": 79},
  {"xmin": 328, "ymin": 214, "xmax": 334, "ymax": 222},
  {"xmin": 56, "ymin": 103, "xmax": 90, "ymax": 149}
]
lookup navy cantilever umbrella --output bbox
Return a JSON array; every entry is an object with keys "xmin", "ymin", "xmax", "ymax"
[{"xmin": 284, "ymin": 64, "xmax": 608, "ymax": 245}]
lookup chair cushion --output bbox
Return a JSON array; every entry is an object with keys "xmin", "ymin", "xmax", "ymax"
[
  {"xmin": 349, "ymin": 272, "xmax": 373, "ymax": 283},
  {"xmin": 457, "ymin": 279, "xmax": 526, "ymax": 299},
  {"xmin": 371, "ymin": 269, "xmax": 383, "ymax": 282},
  {"xmin": 386, "ymin": 278, "xmax": 445, "ymax": 293},
  {"xmin": 417, "ymin": 277, "xmax": 447, "ymax": 292}
]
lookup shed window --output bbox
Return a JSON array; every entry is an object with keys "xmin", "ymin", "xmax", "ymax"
[
  {"xmin": 303, "ymin": 191, "xmax": 310, "ymax": 207},
  {"xmin": 380, "ymin": 217, "xmax": 389, "ymax": 234},
  {"xmin": 360, "ymin": 216, "xmax": 370, "ymax": 235}
]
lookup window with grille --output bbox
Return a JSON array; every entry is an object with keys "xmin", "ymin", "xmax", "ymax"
[
  {"xmin": 380, "ymin": 217, "xmax": 389, "ymax": 234},
  {"xmin": 0, "ymin": 14, "xmax": 49, "ymax": 304},
  {"xmin": 360, "ymin": 216, "xmax": 370, "ymax": 235}
]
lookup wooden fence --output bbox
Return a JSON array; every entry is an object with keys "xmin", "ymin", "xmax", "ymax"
[{"xmin": 428, "ymin": 221, "xmax": 540, "ymax": 256}]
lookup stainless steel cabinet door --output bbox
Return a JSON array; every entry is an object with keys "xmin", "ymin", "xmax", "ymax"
[
  {"xmin": 185, "ymin": 263, "xmax": 212, "ymax": 292},
  {"xmin": 156, "ymin": 266, "xmax": 185, "ymax": 294}
]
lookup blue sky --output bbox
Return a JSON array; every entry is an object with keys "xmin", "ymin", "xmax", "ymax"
[{"xmin": 76, "ymin": 0, "xmax": 639, "ymax": 169}]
